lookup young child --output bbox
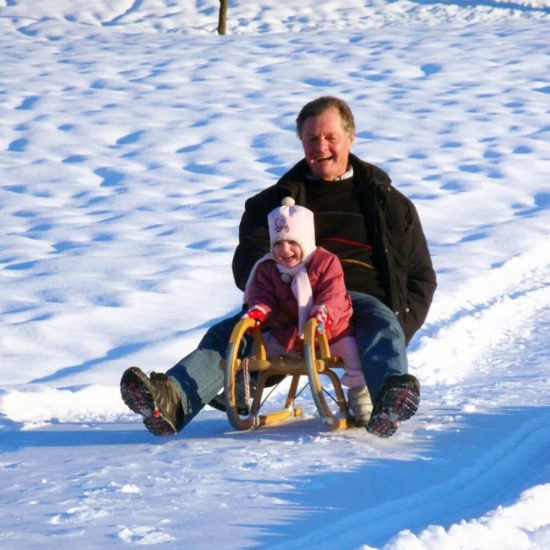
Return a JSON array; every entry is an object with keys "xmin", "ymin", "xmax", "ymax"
[{"xmin": 242, "ymin": 197, "xmax": 372, "ymax": 425}]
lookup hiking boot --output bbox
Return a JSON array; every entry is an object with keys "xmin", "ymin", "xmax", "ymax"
[
  {"xmin": 366, "ymin": 374, "xmax": 420, "ymax": 438},
  {"xmin": 209, "ymin": 390, "xmax": 250, "ymax": 415},
  {"xmin": 347, "ymin": 386, "xmax": 373, "ymax": 427},
  {"xmin": 209, "ymin": 371, "xmax": 254, "ymax": 415},
  {"xmin": 120, "ymin": 366, "xmax": 183, "ymax": 436}
]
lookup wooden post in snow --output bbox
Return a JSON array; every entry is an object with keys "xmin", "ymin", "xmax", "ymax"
[{"xmin": 218, "ymin": 0, "xmax": 228, "ymax": 35}]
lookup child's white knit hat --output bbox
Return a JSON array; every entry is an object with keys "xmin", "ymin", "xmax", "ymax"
[{"xmin": 268, "ymin": 197, "xmax": 316, "ymax": 261}]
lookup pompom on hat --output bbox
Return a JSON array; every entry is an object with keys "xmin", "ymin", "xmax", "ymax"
[{"xmin": 268, "ymin": 197, "xmax": 316, "ymax": 262}]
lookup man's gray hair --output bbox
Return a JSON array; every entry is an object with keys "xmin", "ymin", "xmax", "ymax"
[{"xmin": 296, "ymin": 96, "xmax": 356, "ymax": 139}]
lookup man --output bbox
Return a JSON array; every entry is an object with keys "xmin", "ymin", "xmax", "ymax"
[{"xmin": 120, "ymin": 96, "xmax": 436, "ymax": 438}]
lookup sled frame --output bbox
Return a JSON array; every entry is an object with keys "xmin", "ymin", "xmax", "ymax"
[{"xmin": 220, "ymin": 317, "xmax": 353, "ymax": 431}]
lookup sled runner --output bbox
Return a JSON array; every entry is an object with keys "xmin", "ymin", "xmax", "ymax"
[{"xmin": 220, "ymin": 316, "xmax": 354, "ymax": 431}]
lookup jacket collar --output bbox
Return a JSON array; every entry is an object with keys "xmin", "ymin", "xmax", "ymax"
[{"xmin": 279, "ymin": 153, "xmax": 391, "ymax": 189}]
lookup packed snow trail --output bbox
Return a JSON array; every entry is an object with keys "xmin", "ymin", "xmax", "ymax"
[
  {"xmin": 1, "ymin": 251, "xmax": 548, "ymax": 549},
  {"xmin": 263, "ymin": 252, "xmax": 550, "ymax": 548}
]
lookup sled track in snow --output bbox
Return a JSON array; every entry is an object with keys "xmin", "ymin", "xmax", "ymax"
[
  {"xmin": 411, "ymin": 241, "xmax": 549, "ymax": 386},
  {"xmin": 265, "ymin": 244, "xmax": 550, "ymax": 548}
]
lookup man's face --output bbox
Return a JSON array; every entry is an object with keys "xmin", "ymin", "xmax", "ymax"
[{"xmin": 300, "ymin": 107, "xmax": 355, "ymax": 181}]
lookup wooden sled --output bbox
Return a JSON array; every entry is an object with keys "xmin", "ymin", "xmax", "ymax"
[{"xmin": 220, "ymin": 317, "xmax": 355, "ymax": 431}]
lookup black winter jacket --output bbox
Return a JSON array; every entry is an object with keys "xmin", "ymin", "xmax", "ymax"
[{"xmin": 232, "ymin": 153, "xmax": 437, "ymax": 344}]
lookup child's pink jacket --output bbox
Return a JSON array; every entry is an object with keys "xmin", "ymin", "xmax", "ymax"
[{"xmin": 245, "ymin": 247, "xmax": 353, "ymax": 353}]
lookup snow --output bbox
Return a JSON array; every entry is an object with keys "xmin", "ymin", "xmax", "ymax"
[{"xmin": 1, "ymin": 0, "xmax": 549, "ymax": 548}]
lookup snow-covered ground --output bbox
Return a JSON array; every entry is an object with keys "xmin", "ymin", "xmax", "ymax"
[{"xmin": 1, "ymin": 1, "xmax": 549, "ymax": 548}]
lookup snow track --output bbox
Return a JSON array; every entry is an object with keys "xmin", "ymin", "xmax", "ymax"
[
  {"xmin": 1, "ymin": 247, "xmax": 548, "ymax": 549},
  {"xmin": 265, "ymin": 255, "xmax": 550, "ymax": 548},
  {"xmin": 412, "ymin": 239, "xmax": 550, "ymax": 386}
]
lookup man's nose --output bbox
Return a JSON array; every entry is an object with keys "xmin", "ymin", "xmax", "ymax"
[{"xmin": 318, "ymin": 136, "xmax": 329, "ymax": 150}]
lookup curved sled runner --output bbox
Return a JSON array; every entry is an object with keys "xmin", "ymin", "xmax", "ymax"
[{"xmin": 220, "ymin": 317, "xmax": 355, "ymax": 431}]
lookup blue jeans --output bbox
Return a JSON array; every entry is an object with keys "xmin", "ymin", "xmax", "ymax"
[
  {"xmin": 348, "ymin": 291, "xmax": 408, "ymax": 400},
  {"xmin": 167, "ymin": 293, "xmax": 408, "ymax": 430},
  {"xmin": 167, "ymin": 312, "xmax": 244, "ymax": 430}
]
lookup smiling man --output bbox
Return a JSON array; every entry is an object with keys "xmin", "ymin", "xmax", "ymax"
[
  {"xmin": 121, "ymin": 96, "xmax": 436, "ymax": 439},
  {"xmin": 300, "ymin": 102, "xmax": 355, "ymax": 181},
  {"xmin": 232, "ymin": 96, "xmax": 437, "ymax": 436}
]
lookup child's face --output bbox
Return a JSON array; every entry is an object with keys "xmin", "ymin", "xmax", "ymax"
[{"xmin": 273, "ymin": 240, "xmax": 303, "ymax": 268}]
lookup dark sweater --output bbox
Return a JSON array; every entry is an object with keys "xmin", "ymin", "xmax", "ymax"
[{"xmin": 304, "ymin": 177, "xmax": 387, "ymax": 301}]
